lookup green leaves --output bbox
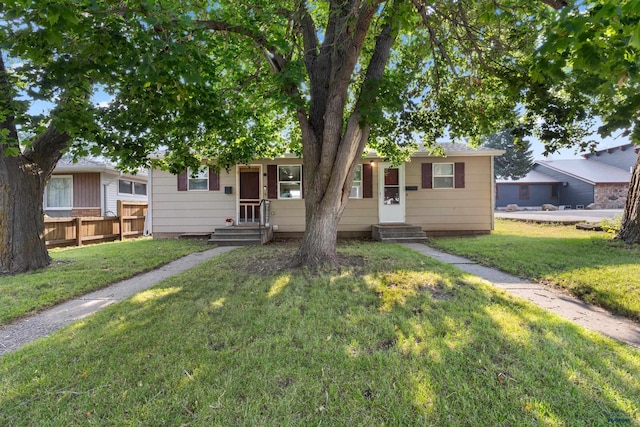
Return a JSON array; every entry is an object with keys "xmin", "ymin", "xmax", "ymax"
[
  {"xmin": 629, "ymin": 24, "xmax": 640, "ymax": 49},
  {"xmin": 523, "ymin": 0, "xmax": 640, "ymax": 148}
]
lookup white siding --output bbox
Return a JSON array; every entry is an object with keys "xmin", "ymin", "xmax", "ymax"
[{"xmin": 101, "ymin": 174, "xmax": 148, "ymax": 216}]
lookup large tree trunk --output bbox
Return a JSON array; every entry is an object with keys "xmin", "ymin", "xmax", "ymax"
[
  {"xmin": 1, "ymin": 54, "xmax": 70, "ymax": 273},
  {"xmin": 616, "ymin": 151, "xmax": 640, "ymax": 244},
  {"xmin": 291, "ymin": 6, "xmax": 398, "ymax": 268},
  {"xmin": 0, "ymin": 156, "xmax": 51, "ymax": 273}
]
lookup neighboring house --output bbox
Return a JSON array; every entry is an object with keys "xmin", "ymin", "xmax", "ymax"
[
  {"xmin": 149, "ymin": 143, "xmax": 504, "ymax": 239},
  {"xmin": 496, "ymin": 143, "xmax": 638, "ymax": 209},
  {"xmin": 45, "ymin": 157, "xmax": 148, "ymax": 217}
]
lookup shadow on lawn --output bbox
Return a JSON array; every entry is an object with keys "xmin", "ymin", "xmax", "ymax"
[
  {"xmin": 431, "ymin": 232, "xmax": 640, "ymax": 320},
  {"xmin": 0, "ymin": 244, "xmax": 638, "ymax": 425}
]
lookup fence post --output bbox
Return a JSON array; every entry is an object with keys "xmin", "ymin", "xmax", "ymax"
[
  {"xmin": 117, "ymin": 200, "xmax": 124, "ymax": 241},
  {"xmin": 75, "ymin": 217, "xmax": 83, "ymax": 246}
]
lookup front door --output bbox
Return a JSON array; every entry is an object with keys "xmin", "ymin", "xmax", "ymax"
[
  {"xmin": 378, "ymin": 163, "xmax": 405, "ymax": 223},
  {"xmin": 239, "ymin": 168, "xmax": 261, "ymax": 223}
]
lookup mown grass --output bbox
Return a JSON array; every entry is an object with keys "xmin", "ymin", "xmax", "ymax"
[
  {"xmin": 1, "ymin": 243, "xmax": 638, "ymax": 426},
  {"xmin": 429, "ymin": 219, "xmax": 640, "ymax": 321},
  {"xmin": 0, "ymin": 238, "xmax": 210, "ymax": 325}
]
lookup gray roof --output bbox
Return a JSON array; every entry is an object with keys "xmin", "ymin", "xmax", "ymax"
[
  {"xmin": 410, "ymin": 142, "xmax": 505, "ymax": 157},
  {"xmin": 536, "ymin": 159, "xmax": 631, "ymax": 184},
  {"xmin": 497, "ymin": 170, "xmax": 561, "ymax": 184},
  {"xmin": 582, "ymin": 143, "xmax": 640, "ymax": 159},
  {"xmin": 55, "ymin": 157, "xmax": 112, "ymax": 172},
  {"xmin": 54, "ymin": 156, "xmax": 148, "ymax": 179}
]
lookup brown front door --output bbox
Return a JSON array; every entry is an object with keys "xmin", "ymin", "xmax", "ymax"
[{"xmin": 239, "ymin": 170, "xmax": 260, "ymax": 222}]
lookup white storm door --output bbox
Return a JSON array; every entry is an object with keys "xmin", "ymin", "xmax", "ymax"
[{"xmin": 378, "ymin": 163, "xmax": 405, "ymax": 223}]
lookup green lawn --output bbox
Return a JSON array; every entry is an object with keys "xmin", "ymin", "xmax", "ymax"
[
  {"xmin": 1, "ymin": 243, "xmax": 638, "ymax": 425},
  {"xmin": 429, "ymin": 219, "xmax": 640, "ymax": 321},
  {"xmin": 0, "ymin": 238, "xmax": 210, "ymax": 325}
]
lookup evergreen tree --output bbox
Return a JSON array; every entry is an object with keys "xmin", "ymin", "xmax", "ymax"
[{"xmin": 484, "ymin": 129, "xmax": 534, "ymax": 180}]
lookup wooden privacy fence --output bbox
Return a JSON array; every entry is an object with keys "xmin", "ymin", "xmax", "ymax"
[{"xmin": 44, "ymin": 201, "xmax": 148, "ymax": 248}]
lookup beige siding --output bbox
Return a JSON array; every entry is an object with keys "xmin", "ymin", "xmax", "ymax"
[
  {"xmin": 405, "ymin": 157, "xmax": 493, "ymax": 232},
  {"xmin": 151, "ymin": 155, "xmax": 495, "ymax": 236},
  {"xmin": 152, "ymin": 167, "xmax": 236, "ymax": 234}
]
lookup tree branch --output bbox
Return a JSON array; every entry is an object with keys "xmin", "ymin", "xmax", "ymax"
[
  {"xmin": 0, "ymin": 53, "xmax": 20, "ymax": 155},
  {"xmin": 539, "ymin": 0, "xmax": 568, "ymax": 10},
  {"xmin": 298, "ymin": 1, "xmax": 319, "ymax": 81},
  {"xmin": 194, "ymin": 20, "xmax": 288, "ymax": 72},
  {"xmin": 412, "ymin": 0, "xmax": 458, "ymax": 76}
]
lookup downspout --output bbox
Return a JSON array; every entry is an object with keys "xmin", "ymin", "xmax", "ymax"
[
  {"xmin": 144, "ymin": 169, "xmax": 153, "ymax": 236},
  {"xmin": 490, "ymin": 155, "xmax": 496, "ymax": 231}
]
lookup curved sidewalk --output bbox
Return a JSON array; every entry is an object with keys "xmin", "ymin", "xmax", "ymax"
[
  {"xmin": 404, "ymin": 243, "xmax": 640, "ymax": 349},
  {"xmin": 0, "ymin": 247, "xmax": 237, "ymax": 357}
]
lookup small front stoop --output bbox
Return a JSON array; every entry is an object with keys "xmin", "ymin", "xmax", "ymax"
[
  {"xmin": 372, "ymin": 224, "xmax": 427, "ymax": 243},
  {"xmin": 209, "ymin": 225, "xmax": 273, "ymax": 246}
]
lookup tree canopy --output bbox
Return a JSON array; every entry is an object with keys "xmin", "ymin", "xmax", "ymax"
[
  {"xmin": 1, "ymin": 0, "xmax": 556, "ymax": 169},
  {"xmin": 518, "ymin": 0, "xmax": 640, "ymax": 151}
]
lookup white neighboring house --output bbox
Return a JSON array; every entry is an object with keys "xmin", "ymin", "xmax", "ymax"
[{"xmin": 44, "ymin": 157, "xmax": 148, "ymax": 217}]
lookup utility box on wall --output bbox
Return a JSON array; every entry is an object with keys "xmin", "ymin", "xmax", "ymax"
[{"xmin": 224, "ymin": 186, "xmax": 232, "ymax": 194}]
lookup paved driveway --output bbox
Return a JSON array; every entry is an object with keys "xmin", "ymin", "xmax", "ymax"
[{"xmin": 495, "ymin": 209, "xmax": 623, "ymax": 224}]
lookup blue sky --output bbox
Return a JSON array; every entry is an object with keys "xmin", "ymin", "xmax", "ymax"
[{"xmin": 528, "ymin": 130, "xmax": 631, "ymax": 160}]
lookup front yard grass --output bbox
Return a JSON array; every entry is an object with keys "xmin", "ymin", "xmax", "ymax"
[
  {"xmin": 429, "ymin": 219, "xmax": 640, "ymax": 321},
  {"xmin": 0, "ymin": 238, "xmax": 210, "ymax": 325},
  {"xmin": 1, "ymin": 243, "xmax": 638, "ymax": 425}
]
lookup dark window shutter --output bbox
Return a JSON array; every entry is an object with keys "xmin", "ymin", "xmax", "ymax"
[
  {"xmin": 208, "ymin": 168, "xmax": 220, "ymax": 191},
  {"xmin": 421, "ymin": 163, "xmax": 432, "ymax": 189},
  {"xmin": 177, "ymin": 171, "xmax": 187, "ymax": 191},
  {"xmin": 267, "ymin": 165, "xmax": 277, "ymax": 199},
  {"xmin": 362, "ymin": 163, "xmax": 373, "ymax": 198},
  {"xmin": 455, "ymin": 162, "xmax": 465, "ymax": 188}
]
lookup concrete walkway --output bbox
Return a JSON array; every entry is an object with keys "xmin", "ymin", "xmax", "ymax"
[
  {"xmin": 2, "ymin": 243, "xmax": 639, "ymax": 356},
  {"xmin": 0, "ymin": 246, "xmax": 237, "ymax": 356},
  {"xmin": 404, "ymin": 243, "xmax": 640, "ymax": 349}
]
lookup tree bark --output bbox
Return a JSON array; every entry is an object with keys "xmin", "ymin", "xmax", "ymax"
[
  {"xmin": 615, "ymin": 152, "xmax": 640, "ymax": 244},
  {"xmin": 291, "ymin": 6, "xmax": 398, "ymax": 268},
  {"xmin": 0, "ymin": 54, "xmax": 70, "ymax": 273},
  {"xmin": 0, "ymin": 156, "xmax": 52, "ymax": 273}
]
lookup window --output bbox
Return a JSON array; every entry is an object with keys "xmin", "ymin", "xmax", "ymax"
[
  {"xmin": 278, "ymin": 165, "xmax": 302, "ymax": 199},
  {"xmin": 118, "ymin": 179, "xmax": 147, "ymax": 196},
  {"xmin": 519, "ymin": 184, "xmax": 530, "ymax": 200},
  {"xmin": 188, "ymin": 168, "xmax": 209, "ymax": 191},
  {"xmin": 551, "ymin": 183, "xmax": 559, "ymax": 199},
  {"xmin": 433, "ymin": 163, "xmax": 454, "ymax": 189},
  {"xmin": 46, "ymin": 176, "xmax": 73, "ymax": 209},
  {"xmin": 350, "ymin": 164, "xmax": 363, "ymax": 199}
]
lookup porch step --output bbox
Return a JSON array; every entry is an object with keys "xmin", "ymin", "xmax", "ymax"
[
  {"xmin": 209, "ymin": 225, "xmax": 273, "ymax": 246},
  {"xmin": 372, "ymin": 224, "xmax": 427, "ymax": 243}
]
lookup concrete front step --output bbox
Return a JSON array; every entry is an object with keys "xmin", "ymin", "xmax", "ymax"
[
  {"xmin": 210, "ymin": 225, "xmax": 273, "ymax": 245},
  {"xmin": 372, "ymin": 224, "xmax": 427, "ymax": 242},
  {"xmin": 378, "ymin": 236, "xmax": 427, "ymax": 243},
  {"xmin": 214, "ymin": 227, "xmax": 262, "ymax": 235},
  {"xmin": 376, "ymin": 230, "xmax": 428, "ymax": 238}
]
